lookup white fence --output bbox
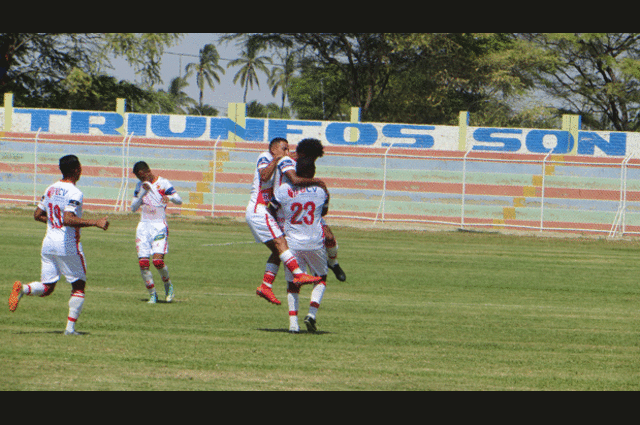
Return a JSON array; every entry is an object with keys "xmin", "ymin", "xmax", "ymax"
[{"xmin": 2, "ymin": 132, "xmax": 640, "ymax": 238}]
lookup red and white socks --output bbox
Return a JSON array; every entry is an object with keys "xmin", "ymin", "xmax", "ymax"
[
  {"xmin": 66, "ymin": 290, "xmax": 84, "ymax": 333},
  {"xmin": 287, "ymin": 280, "xmax": 326, "ymax": 331}
]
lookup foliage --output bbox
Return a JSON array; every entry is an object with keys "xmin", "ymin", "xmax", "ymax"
[
  {"xmin": 516, "ymin": 33, "xmax": 640, "ymax": 131},
  {"xmin": 6, "ymin": 33, "xmax": 640, "ymax": 130},
  {"xmin": 246, "ymin": 100, "xmax": 290, "ymax": 118},
  {"xmin": 226, "ymin": 37, "xmax": 272, "ymax": 104},
  {"xmin": 184, "ymin": 44, "xmax": 225, "ymax": 109}
]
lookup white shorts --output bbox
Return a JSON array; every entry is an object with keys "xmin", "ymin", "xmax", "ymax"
[
  {"xmin": 136, "ymin": 221, "xmax": 169, "ymax": 258},
  {"xmin": 284, "ymin": 248, "xmax": 328, "ymax": 282},
  {"xmin": 245, "ymin": 204, "xmax": 283, "ymax": 243},
  {"xmin": 41, "ymin": 251, "xmax": 87, "ymax": 284}
]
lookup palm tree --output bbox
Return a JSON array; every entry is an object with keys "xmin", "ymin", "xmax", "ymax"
[
  {"xmin": 268, "ymin": 48, "xmax": 296, "ymax": 117},
  {"xmin": 167, "ymin": 76, "xmax": 196, "ymax": 113},
  {"xmin": 227, "ymin": 41, "xmax": 272, "ymax": 103},
  {"xmin": 184, "ymin": 44, "xmax": 225, "ymax": 109}
]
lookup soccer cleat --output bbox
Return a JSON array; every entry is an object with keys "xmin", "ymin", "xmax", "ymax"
[
  {"xmin": 8, "ymin": 281, "xmax": 23, "ymax": 312},
  {"xmin": 165, "ymin": 284, "xmax": 174, "ymax": 303},
  {"xmin": 293, "ymin": 273, "xmax": 322, "ymax": 286},
  {"xmin": 256, "ymin": 285, "xmax": 281, "ymax": 305},
  {"xmin": 304, "ymin": 315, "xmax": 317, "ymax": 333},
  {"xmin": 289, "ymin": 324, "xmax": 300, "ymax": 334},
  {"xmin": 148, "ymin": 292, "xmax": 158, "ymax": 304},
  {"xmin": 63, "ymin": 330, "xmax": 82, "ymax": 336},
  {"xmin": 328, "ymin": 263, "xmax": 346, "ymax": 282}
]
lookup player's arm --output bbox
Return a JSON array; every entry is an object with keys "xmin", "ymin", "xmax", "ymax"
[
  {"xmin": 163, "ymin": 187, "xmax": 182, "ymax": 205},
  {"xmin": 63, "ymin": 211, "xmax": 109, "ymax": 231},
  {"xmin": 259, "ymin": 155, "xmax": 282, "ymax": 182},
  {"xmin": 34, "ymin": 206, "xmax": 47, "ymax": 224},
  {"xmin": 283, "ymin": 169, "xmax": 329, "ymax": 196},
  {"xmin": 130, "ymin": 182, "xmax": 149, "ymax": 212}
]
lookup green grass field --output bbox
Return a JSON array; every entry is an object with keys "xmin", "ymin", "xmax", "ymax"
[{"xmin": 1, "ymin": 207, "xmax": 638, "ymax": 390}]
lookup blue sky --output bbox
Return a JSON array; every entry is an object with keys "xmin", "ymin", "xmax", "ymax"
[{"xmin": 109, "ymin": 33, "xmax": 280, "ymax": 115}]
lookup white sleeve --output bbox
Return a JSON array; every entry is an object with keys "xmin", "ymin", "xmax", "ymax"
[
  {"xmin": 131, "ymin": 182, "xmax": 148, "ymax": 212},
  {"xmin": 131, "ymin": 195, "xmax": 144, "ymax": 212},
  {"xmin": 167, "ymin": 192, "xmax": 182, "ymax": 205}
]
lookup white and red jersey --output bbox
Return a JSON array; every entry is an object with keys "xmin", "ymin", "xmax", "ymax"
[
  {"xmin": 247, "ymin": 151, "xmax": 277, "ymax": 212},
  {"xmin": 273, "ymin": 155, "xmax": 296, "ymax": 188},
  {"xmin": 247, "ymin": 152, "xmax": 296, "ymax": 212},
  {"xmin": 37, "ymin": 181, "xmax": 84, "ymax": 256},
  {"xmin": 131, "ymin": 176, "xmax": 180, "ymax": 223},
  {"xmin": 272, "ymin": 182, "xmax": 328, "ymax": 251}
]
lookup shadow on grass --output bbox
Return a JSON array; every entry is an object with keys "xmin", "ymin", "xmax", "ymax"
[
  {"xmin": 12, "ymin": 330, "xmax": 89, "ymax": 336},
  {"xmin": 257, "ymin": 328, "xmax": 330, "ymax": 335}
]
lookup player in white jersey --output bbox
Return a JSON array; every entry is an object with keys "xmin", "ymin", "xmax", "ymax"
[
  {"xmin": 131, "ymin": 161, "xmax": 182, "ymax": 303},
  {"xmin": 273, "ymin": 138, "xmax": 346, "ymax": 282},
  {"xmin": 269, "ymin": 156, "xmax": 329, "ymax": 333},
  {"xmin": 246, "ymin": 137, "xmax": 324, "ymax": 305},
  {"xmin": 8, "ymin": 155, "xmax": 109, "ymax": 335}
]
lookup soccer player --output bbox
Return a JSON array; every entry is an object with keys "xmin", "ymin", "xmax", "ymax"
[
  {"xmin": 273, "ymin": 138, "xmax": 346, "ymax": 282},
  {"xmin": 269, "ymin": 156, "xmax": 329, "ymax": 333},
  {"xmin": 130, "ymin": 161, "xmax": 182, "ymax": 303},
  {"xmin": 246, "ymin": 137, "xmax": 324, "ymax": 305},
  {"xmin": 8, "ymin": 155, "xmax": 109, "ymax": 336}
]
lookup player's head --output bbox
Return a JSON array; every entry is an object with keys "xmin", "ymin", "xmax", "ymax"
[
  {"xmin": 269, "ymin": 137, "xmax": 289, "ymax": 156},
  {"xmin": 296, "ymin": 156, "xmax": 316, "ymax": 179},
  {"xmin": 59, "ymin": 155, "xmax": 81, "ymax": 180},
  {"xmin": 133, "ymin": 161, "xmax": 152, "ymax": 181},
  {"xmin": 296, "ymin": 138, "xmax": 324, "ymax": 160}
]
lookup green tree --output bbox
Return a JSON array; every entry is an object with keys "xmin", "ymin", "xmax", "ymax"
[
  {"xmin": 288, "ymin": 59, "xmax": 350, "ymax": 120},
  {"xmin": 227, "ymin": 39, "xmax": 272, "ymax": 103},
  {"xmin": 268, "ymin": 47, "xmax": 296, "ymax": 117},
  {"xmin": 184, "ymin": 43, "xmax": 225, "ymax": 109},
  {"xmin": 516, "ymin": 33, "xmax": 640, "ymax": 131},
  {"xmin": 60, "ymin": 68, "xmax": 152, "ymax": 111},
  {"xmin": 0, "ymin": 33, "xmax": 182, "ymax": 107},
  {"xmin": 246, "ymin": 100, "xmax": 290, "ymax": 118},
  {"xmin": 166, "ymin": 76, "xmax": 196, "ymax": 113}
]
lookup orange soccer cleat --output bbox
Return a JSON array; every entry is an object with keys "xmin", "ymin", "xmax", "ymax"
[
  {"xmin": 256, "ymin": 284, "xmax": 281, "ymax": 305},
  {"xmin": 292, "ymin": 273, "xmax": 322, "ymax": 287},
  {"xmin": 8, "ymin": 281, "xmax": 23, "ymax": 312}
]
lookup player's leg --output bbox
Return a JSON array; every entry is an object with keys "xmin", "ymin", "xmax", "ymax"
[
  {"xmin": 284, "ymin": 248, "xmax": 308, "ymax": 333},
  {"xmin": 256, "ymin": 249, "xmax": 281, "ymax": 305},
  {"xmin": 271, "ymin": 235, "xmax": 321, "ymax": 286},
  {"xmin": 150, "ymin": 223, "xmax": 172, "ymax": 302},
  {"xmin": 247, "ymin": 207, "xmax": 283, "ymax": 305},
  {"xmin": 58, "ymin": 252, "xmax": 87, "ymax": 335},
  {"xmin": 64, "ymin": 279, "xmax": 85, "ymax": 335},
  {"xmin": 287, "ymin": 281, "xmax": 300, "ymax": 333},
  {"xmin": 323, "ymin": 223, "xmax": 346, "ymax": 282},
  {"xmin": 152, "ymin": 254, "xmax": 173, "ymax": 302},
  {"xmin": 304, "ymin": 249, "xmax": 329, "ymax": 333},
  {"xmin": 9, "ymin": 253, "xmax": 59, "ymax": 312},
  {"xmin": 136, "ymin": 223, "xmax": 156, "ymax": 303}
]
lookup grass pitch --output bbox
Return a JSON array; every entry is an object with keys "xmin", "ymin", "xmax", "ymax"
[{"xmin": 1, "ymin": 207, "xmax": 638, "ymax": 390}]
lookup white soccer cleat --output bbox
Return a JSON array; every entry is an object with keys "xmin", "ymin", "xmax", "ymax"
[
  {"xmin": 165, "ymin": 283, "xmax": 174, "ymax": 303},
  {"xmin": 148, "ymin": 292, "xmax": 157, "ymax": 304}
]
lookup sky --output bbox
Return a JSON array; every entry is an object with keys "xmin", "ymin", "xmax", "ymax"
[{"xmin": 108, "ymin": 33, "xmax": 280, "ymax": 116}]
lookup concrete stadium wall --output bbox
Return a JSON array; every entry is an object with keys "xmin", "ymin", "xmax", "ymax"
[
  {"xmin": 2, "ymin": 131, "xmax": 640, "ymax": 236},
  {"xmin": 3, "ymin": 99, "xmax": 640, "ymax": 236}
]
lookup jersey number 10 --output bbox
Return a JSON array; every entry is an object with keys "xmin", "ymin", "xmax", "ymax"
[{"xmin": 48, "ymin": 203, "xmax": 63, "ymax": 229}]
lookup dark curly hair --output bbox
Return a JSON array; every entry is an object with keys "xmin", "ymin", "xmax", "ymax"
[{"xmin": 296, "ymin": 138, "xmax": 324, "ymax": 160}]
